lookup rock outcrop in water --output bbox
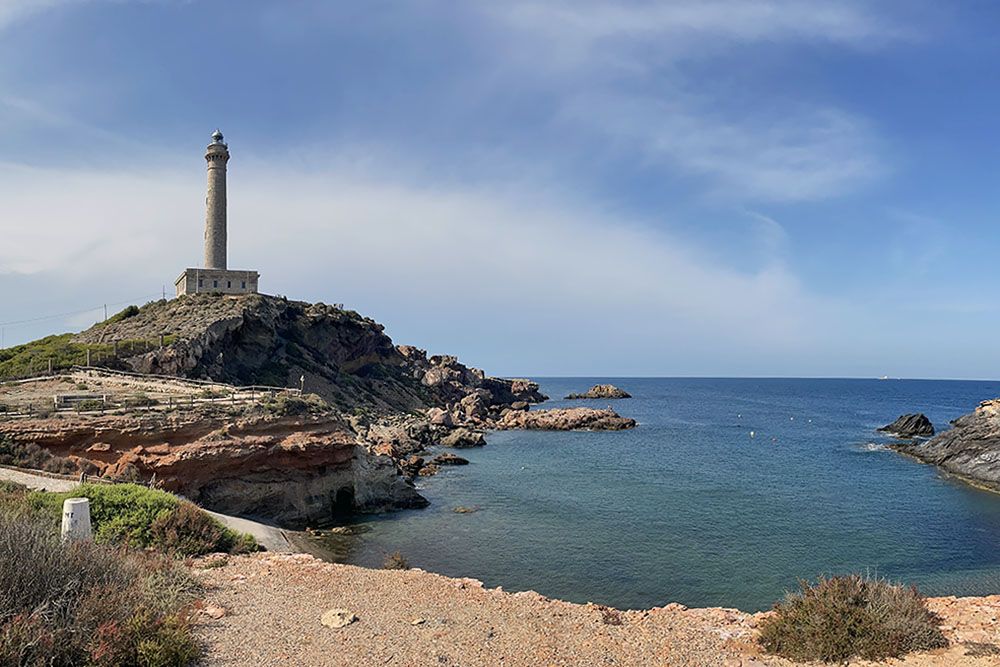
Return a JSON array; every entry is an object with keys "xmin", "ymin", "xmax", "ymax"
[
  {"xmin": 565, "ymin": 384, "xmax": 632, "ymax": 400},
  {"xmin": 497, "ymin": 407, "xmax": 636, "ymax": 431},
  {"xmin": 893, "ymin": 400, "xmax": 1000, "ymax": 492},
  {"xmin": 879, "ymin": 413, "xmax": 935, "ymax": 438}
]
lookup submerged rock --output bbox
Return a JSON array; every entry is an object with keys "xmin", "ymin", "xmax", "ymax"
[
  {"xmin": 565, "ymin": 384, "xmax": 632, "ymax": 400},
  {"xmin": 879, "ymin": 413, "xmax": 935, "ymax": 438},
  {"xmin": 432, "ymin": 453, "xmax": 469, "ymax": 466},
  {"xmin": 496, "ymin": 407, "xmax": 636, "ymax": 431},
  {"xmin": 894, "ymin": 400, "xmax": 1000, "ymax": 491}
]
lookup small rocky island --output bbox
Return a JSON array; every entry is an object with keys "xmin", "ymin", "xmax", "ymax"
[
  {"xmin": 565, "ymin": 384, "xmax": 631, "ymax": 400},
  {"xmin": 497, "ymin": 407, "xmax": 636, "ymax": 431},
  {"xmin": 879, "ymin": 413, "xmax": 935, "ymax": 438}
]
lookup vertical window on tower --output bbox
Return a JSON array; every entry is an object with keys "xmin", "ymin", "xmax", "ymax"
[
  {"xmin": 227, "ymin": 281, "xmax": 231, "ymax": 288},
  {"xmin": 213, "ymin": 280, "xmax": 218, "ymax": 288},
  {"xmin": 198, "ymin": 279, "xmax": 203, "ymax": 287},
  {"xmin": 241, "ymin": 281, "xmax": 246, "ymax": 289}
]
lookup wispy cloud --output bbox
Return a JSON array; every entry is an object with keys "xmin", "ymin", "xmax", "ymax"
[
  {"xmin": 477, "ymin": 0, "xmax": 905, "ymax": 202},
  {"xmin": 487, "ymin": 0, "xmax": 909, "ymax": 69},
  {"xmin": 565, "ymin": 94, "xmax": 884, "ymax": 201}
]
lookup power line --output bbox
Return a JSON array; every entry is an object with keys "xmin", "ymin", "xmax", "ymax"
[{"xmin": 0, "ymin": 293, "xmax": 164, "ymax": 328}]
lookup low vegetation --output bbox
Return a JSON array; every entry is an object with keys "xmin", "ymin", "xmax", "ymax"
[
  {"xmin": 23, "ymin": 483, "xmax": 257, "ymax": 556},
  {"xmin": 261, "ymin": 392, "xmax": 330, "ymax": 416},
  {"xmin": 758, "ymin": 574, "xmax": 948, "ymax": 663},
  {"xmin": 0, "ymin": 495, "xmax": 200, "ymax": 666},
  {"xmin": 0, "ymin": 436, "xmax": 80, "ymax": 475}
]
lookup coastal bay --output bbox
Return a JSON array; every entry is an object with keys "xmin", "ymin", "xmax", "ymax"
[{"xmin": 320, "ymin": 377, "xmax": 1000, "ymax": 612}]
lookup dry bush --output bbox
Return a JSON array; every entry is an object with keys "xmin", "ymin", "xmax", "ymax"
[
  {"xmin": 150, "ymin": 501, "xmax": 257, "ymax": 556},
  {"xmin": 0, "ymin": 511, "xmax": 200, "ymax": 666},
  {"xmin": 758, "ymin": 574, "xmax": 948, "ymax": 663},
  {"xmin": 0, "ymin": 436, "xmax": 77, "ymax": 475}
]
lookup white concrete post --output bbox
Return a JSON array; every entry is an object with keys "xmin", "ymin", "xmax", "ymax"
[{"xmin": 61, "ymin": 498, "xmax": 92, "ymax": 542}]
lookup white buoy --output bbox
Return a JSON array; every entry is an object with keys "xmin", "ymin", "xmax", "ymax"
[
  {"xmin": 61, "ymin": 498, "xmax": 92, "ymax": 542},
  {"xmin": 750, "ymin": 430, "xmax": 755, "ymax": 439}
]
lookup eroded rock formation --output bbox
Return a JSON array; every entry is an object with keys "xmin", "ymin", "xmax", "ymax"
[{"xmin": 0, "ymin": 410, "xmax": 425, "ymax": 527}]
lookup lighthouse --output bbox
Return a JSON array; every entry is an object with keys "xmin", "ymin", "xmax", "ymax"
[
  {"xmin": 174, "ymin": 130, "xmax": 259, "ymax": 297},
  {"xmin": 204, "ymin": 129, "xmax": 229, "ymax": 270}
]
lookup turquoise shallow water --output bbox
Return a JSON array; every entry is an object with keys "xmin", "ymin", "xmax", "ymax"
[{"xmin": 332, "ymin": 378, "xmax": 1000, "ymax": 612}]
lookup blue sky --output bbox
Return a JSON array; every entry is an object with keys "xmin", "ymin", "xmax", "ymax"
[{"xmin": 1, "ymin": 0, "xmax": 999, "ymax": 378}]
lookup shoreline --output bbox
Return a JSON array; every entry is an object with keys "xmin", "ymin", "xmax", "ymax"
[{"xmin": 192, "ymin": 552, "xmax": 1000, "ymax": 666}]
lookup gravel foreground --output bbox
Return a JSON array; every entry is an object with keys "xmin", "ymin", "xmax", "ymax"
[{"xmin": 193, "ymin": 553, "xmax": 1000, "ymax": 667}]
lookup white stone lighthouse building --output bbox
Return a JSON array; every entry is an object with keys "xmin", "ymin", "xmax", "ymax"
[{"xmin": 174, "ymin": 130, "xmax": 259, "ymax": 296}]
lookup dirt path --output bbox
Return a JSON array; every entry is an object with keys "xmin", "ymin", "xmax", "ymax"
[
  {"xmin": 193, "ymin": 553, "xmax": 1000, "ymax": 667},
  {"xmin": 0, "ymin": 465, "xmax": 77, "ymax": 492}
]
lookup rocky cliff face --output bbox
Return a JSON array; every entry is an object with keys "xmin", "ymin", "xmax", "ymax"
[
  {"xmin": 0, "ymin": 410, "xmax": 425, "ymax": 527},
  {"xmin": 73, "ymin": 294, "xmax": 545, "ymax": 414},
  {"xmin": 894, "ymin": 400, "xmax": 1000, "ymax": 491}
]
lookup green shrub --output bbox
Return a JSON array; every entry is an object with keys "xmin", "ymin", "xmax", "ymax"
[
  {"xmin": 75, "ymin": 398, "xmax": 105, "ymax": 412},
  {"xmin": 27, "ymin": 484, "xmax": 256, "ymax": 556},
  {"xmin": 0, "ymin": 481, "xmax": 26, "ymax": 496},
  {"xmin": 105, "ymin": 304, "xmax": 140, "ymax": 325},
  {"xmin": 263, "ymin": 393, "xmax": 328, "ymax": 416},
  {"xmin": 0, "ymin": 510, "xmax": 200, "ymax": 666},
  {"xmin": 131, "ymin": 393, "xmax": 159, "ymax": 407},
  {"xmin": 758, "ymin": 574, "xmax": 948, "ymax": 663}
]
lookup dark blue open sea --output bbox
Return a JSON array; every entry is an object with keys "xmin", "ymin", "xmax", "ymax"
[{"xmin": 334, "ymin": 378, "xmax": 1000, "ymax": 612}]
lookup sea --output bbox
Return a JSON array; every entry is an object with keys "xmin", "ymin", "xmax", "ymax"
[{"xmin": 309, "ymin": 378, "xmax": 1000, "ymax": 612}]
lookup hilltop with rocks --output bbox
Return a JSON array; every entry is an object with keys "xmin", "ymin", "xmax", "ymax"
[{"xmin": 0, "ymin": 294, "xmax": 640, "ymax": 525}]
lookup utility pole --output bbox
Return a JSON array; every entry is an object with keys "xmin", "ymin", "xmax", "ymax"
[{"xmin": 104, "ymin": 304, "xmax": 108, "ymax": 322}]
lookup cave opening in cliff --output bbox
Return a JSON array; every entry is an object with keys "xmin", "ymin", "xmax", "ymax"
[{"xmin": 332, "ymin": 486, "xmax": 355, "ymax": 517}]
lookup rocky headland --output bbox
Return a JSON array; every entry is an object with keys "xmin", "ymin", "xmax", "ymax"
[
  {"xmin": 565, "ymin": 384, "xmax": 632, "ymax": 400},
  {"xmin": 892, "ymin": 400, "xmax": 1000, "ymax": 493},
  {"xmin": 0, "ymin": 293, "xmax": 643, "ymax": 526},
  {"xmin": 71, "ymin": 294, "xmax": 546, "ymax": 415}
]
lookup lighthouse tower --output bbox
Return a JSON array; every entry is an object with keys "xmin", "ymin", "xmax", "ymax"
[
  {"xmin": 204, "ymin": 129, "xmax": 229, "ymax": 270},
  {"xmin": 174, "ymin": 130, "xmax": 259, "ymax": 297}
]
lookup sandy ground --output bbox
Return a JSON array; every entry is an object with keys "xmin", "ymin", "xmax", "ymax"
[{"xmin": 193, "ymin": 553, "xmax": 1000, "ymax": 667}]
